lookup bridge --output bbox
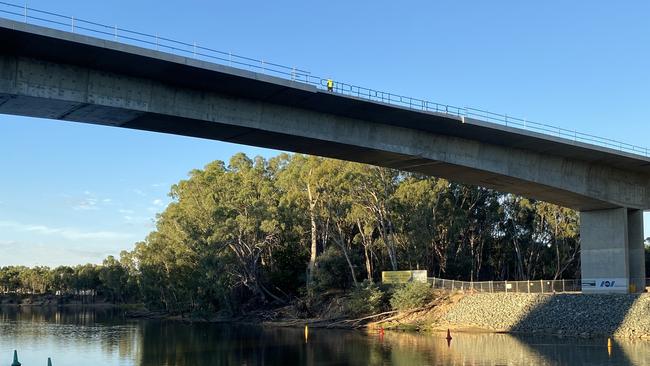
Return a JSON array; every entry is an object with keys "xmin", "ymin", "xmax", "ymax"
[{"xmin": 0, "ymin": 11, "xmax": 648, "ymax": 293}]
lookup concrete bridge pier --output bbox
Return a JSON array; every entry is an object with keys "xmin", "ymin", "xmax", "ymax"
[{"xmin": 580, "ymin": 208, "xmax": 645, "ymax": 293}]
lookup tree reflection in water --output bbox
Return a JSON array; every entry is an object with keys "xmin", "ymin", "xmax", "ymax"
[{"xmin": 1, "ymin": 307, "xmax": 648, "ymax": 365}]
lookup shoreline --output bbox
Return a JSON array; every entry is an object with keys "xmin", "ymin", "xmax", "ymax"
[
  {"xmin": 128, "ymin": 291, "xmax": 650, "ymax": 340},
  {"xmin": 0, "ymin": 302, "xmax": 132, "ymax": 307},
  {"xmin": 6, "ymin": 292, "xmax": 650, "ymax": 340},
  {"xmin": 0, "ymin": 297, "xmax": 144, "ymax": 310}
]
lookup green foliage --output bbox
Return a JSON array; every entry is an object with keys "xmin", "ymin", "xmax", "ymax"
[
  {"xmin": 264, "ymin": 241, "xmax": 309, "ymax": 295},
  {"xmin": 0, "ymin": 262, "xmax": 125, "ymax": 300},
  {"xmin": 346, "ymin": 281, "xmax": 385, "ymax": 317},
  {"xmin": 98, "ymin": 255, "xmax": 139, "ymax": 303},
  {"xmin": 313, "ymin": 246, "xmax": 354, "ymax": 291},
  {"xmin": 389, "ymin": 282, "xmax": 435, "ymax": 311},
  {"xmin": 1, "ymin": 152, "xmax": 582, "ymax": 316}
]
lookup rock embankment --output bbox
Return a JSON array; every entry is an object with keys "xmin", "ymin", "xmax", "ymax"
[{"xmin": 435, "ymin": 293, "xmax": 650, "ymax": 338}]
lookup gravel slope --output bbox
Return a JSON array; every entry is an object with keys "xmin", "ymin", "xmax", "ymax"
[{"xmin": 437, "ymin": 293, "xmax": 650, "ymax": 338}]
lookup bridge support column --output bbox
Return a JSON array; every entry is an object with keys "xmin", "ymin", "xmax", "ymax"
[
  {"xmin": 628, "ymin": 209, "xmax": 645, "ymax": 293},
  {"xmin": 580, "ymin": 208, "xmax": 645, "ymax": 293}
]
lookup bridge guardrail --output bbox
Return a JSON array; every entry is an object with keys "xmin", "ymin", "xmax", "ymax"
[{"xmin": 0, "ymin": 1, "xmax": 647, "ymax": 158}]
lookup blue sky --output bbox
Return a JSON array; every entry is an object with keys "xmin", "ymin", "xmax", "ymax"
[{"xmin": 0, "ymin": 1, "xmax": 649, "ymax": 266}]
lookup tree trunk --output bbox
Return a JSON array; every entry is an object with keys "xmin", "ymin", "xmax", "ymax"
[
  {"xmin": 342, "ymin": 246, "xmax": 358, "ymax": 286},
  {"xmin": 307, "ymin": 180, "xmax": 318, "ymax": 285},
  {"xmin": 331, "ymin": 221, "xmax": 357, "ymax": 286},
  {"xmin": 364, "ymin": 245, "xmax": 373, "ymax": 282},
  {"xmin": 513, "ymin": 239, "xmax": 525, "ymax": 280},
  {"xmin": 356, "ymin": 219, "xmax": 373, "ymax": 282},
  {"xmin": 380, "ymin": 219, "xmax": 398, "ymax": 270}
]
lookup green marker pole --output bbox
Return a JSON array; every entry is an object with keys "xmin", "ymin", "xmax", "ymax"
[{"xmin": 11, "ymin": 350, "xmax": 21, "ymax": 366}]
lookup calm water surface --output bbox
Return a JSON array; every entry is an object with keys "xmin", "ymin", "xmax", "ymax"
[{"xmin": 1, "ymin": 307, "xmax": 650, "ymax": 365}]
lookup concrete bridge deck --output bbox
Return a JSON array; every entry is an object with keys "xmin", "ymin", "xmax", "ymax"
[{"xmin": 0, "ymin": 18, "xmax": 648, "ymax": 293}]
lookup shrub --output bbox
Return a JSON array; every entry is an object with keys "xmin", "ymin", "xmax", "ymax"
[
  {"xmin": 389, "ymin": 281, "xmax": 434, "ymax": 311},
  {"xmin": 313, "ymin": 246, "xmax": 354, "ymax": 291},
  {"xmin": 346, "ymin": 281, "xmax": 384, "ymax": 317},
  {"xmin": 265, "ymin": 241, "xmax": 309, "ymax": 295}
]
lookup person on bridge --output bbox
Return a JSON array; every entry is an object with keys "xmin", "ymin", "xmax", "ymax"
[{"xmin": 327, "ymin": 79, "xmax": 334, "ymax": 92}]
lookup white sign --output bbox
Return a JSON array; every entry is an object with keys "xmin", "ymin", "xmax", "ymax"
[
  {"xmin": 581, "ymin": 278, "xmax": 628, "ymax": 292},
  {"xmin": 382, "ymin": 270, "xmax": 428, "ymax": 284}
]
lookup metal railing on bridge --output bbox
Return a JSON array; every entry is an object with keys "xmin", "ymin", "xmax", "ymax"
[{"xmin": 0, "ymin": 1, "xmax": 648, "ymax": 158}]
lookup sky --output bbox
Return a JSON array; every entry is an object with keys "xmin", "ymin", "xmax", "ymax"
[{"xmin": 0, "ymin": 1, "xmax": 649, "ymax": 266}]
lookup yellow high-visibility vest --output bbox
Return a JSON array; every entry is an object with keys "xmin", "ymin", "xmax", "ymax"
[{"xmin": 327, "ymin": 79, "xmax": 333, "ymax": 88}]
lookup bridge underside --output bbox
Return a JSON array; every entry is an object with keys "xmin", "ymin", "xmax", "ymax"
[
  {"xmin": 0, "ymin": 93, "xmax": 623, "ymax": 212},
  {"xmin": 0, "ymin": 19, "xmax": 649, "ymax": 293}
]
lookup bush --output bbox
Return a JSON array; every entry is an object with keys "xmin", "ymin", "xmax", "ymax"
[
  {"xmin": 389, "ymin": 281, "xmax": 434, "ymax": 311},
  {"xmin": 264, "ymin": 241, "xmax": 309, "ymax": 295},
  {"xmin": 346, "ymin": 281, "xmax": 384, "ymax": 317},
  {"xmin": 313, "ymin": 246, "xmax": 354, "ymax": 291}
]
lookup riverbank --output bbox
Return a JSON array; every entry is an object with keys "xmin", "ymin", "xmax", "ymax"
[
  {"xmin": 116, "ymin": 291, "xmax": 650, "ymax": 339},
  {"xmin": 0, "ymin": 294, "xmax": 143, "ymax": 308},
  {"xmin": 380, "ymin": 292, "xmax": 650, "ymax": 339}
]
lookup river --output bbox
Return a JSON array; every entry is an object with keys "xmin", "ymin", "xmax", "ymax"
[{"xmin": 1, "ymin": 306, "xmax": 649, "ymax": 365}]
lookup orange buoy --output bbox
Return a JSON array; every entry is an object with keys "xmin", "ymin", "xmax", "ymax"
[{"xmin": 379, "ymin": 327, "xmax": 385, "ymax": 336}]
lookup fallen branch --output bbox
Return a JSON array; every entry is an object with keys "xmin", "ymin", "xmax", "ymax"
[
  {"xmin": 372, "ymin": 295, "xmax": 451, "ymax": 326},
  {"xmin": 326, "ymin": 310, "xmax": 399, "ymax": 328}
]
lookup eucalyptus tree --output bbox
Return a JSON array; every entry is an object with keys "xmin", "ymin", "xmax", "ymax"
[
  {"xmin": 529, "ymin": 202, "xmax": 579, "ymax": 279},
  {"xmin": 219, "ymin": 153, "xmax": 283, "ymax": 302},
  {"xmin": 0, "ymin": 152, "xmax": 591, "ymax": 311},
  {"xmin": 392, "ymin": 176, "xmax": 453, "ymax": 276},
  {"xmin": 349, "ymin": 203, "xmax": 376, "ymax": 282},
  {"xmin": 99, "ymin": 256, "xmax": 127, "ymax": 303},
  {"xmin": 449, "ymin": 185, "xmax": 500, "ymax": 281},
  {"xmin": 320, "ymin": 158, "xmax": 361, "ymax": 286},
  {"xmin": 136, "ymin": 153, "xmax": 286, "ymax": 309},
  {"xmin": 274, "ymin": 154, "xmax": 328, "ymax": 285},
  {"xmin": 51, "ymin": 266, "xmax": 75, "ymax": 293},
  {"xmin": 0, "ymin": 267, "xmax": 22, "ymax": 293},
  {"xmin": 351, "ymin": 166, "xmax": 401, "ymax": 271},
  {"xmin": 495, "ymin": 195, "xmax": 536, "ymax": 280}
]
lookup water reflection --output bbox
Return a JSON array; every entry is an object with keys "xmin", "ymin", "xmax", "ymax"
[{"xmin": 1, "ymin": 306, "xmax": 649, "ymax": 365}]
